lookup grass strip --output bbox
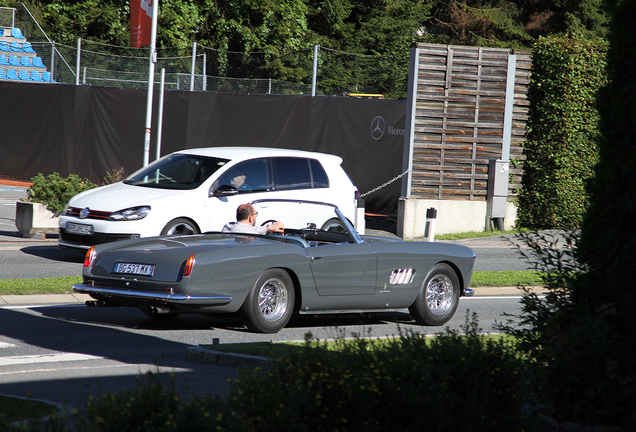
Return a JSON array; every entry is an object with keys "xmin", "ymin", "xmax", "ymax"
[
  {"xmin": 0, "ymin": 276, "xmax": 82, "ymax": 295},
  {"xmin": 469, "ymin": 270, "xmax": 542, "ymax": 287}
]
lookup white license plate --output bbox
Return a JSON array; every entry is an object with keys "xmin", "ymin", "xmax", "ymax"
[
  {"xmin": 66, "ymin": 222, "xmax": 93, "ymax": 236},
  {"xmin": 113, "ymin": 263, "xmax": 155, "ymax": 276}
]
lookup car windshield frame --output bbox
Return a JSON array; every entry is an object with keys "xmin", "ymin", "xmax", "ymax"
[
  {"xmin": 124, "ymin": 154, "xmax": 230, "ymax": 190},
  {"xmin": 249, "ymin": 198, "xmax": 363, "ymax": 245}
]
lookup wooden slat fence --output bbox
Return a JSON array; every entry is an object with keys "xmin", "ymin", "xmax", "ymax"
[{"xmin": 407, "ymin": 43, "xmax": 532, "ymax": 201}]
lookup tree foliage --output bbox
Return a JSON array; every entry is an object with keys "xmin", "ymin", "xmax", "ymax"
[{"xmin": 0, "ymin": 0, "xmax": 609, "ymax": 97}]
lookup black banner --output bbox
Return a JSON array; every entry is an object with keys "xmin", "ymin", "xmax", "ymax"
[{"xmin": 0, "ymin": 82, "xmax": 405, "ymax": 212}]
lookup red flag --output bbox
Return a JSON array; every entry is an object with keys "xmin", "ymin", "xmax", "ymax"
[{"xmin": 130, "ymin": 0, "xmax": 153, "ymax": 47}]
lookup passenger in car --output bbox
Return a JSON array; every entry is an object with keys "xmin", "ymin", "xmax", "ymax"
[{"xmin": 222, "ymin": 204, "xmax": 284, "ymax": 235}]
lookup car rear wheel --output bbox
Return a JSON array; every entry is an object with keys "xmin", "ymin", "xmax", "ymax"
[
  {"xmin": 161, "ymin": 218, "xmax": 199, "ymax": 235},
  {"xmin": 241, "ymin": 269, "xmax": 295, "ymax": 333},
  {"xmin": 409, "ymin": 263, "xmax": 460, "ymax": 326}
]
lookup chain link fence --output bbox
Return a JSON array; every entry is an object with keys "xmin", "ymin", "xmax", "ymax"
[{"xmin": 5, "ymin": 4, "xmax": 408, "ymax": 96}]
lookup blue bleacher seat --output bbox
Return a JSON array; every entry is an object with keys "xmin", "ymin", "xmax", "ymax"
[
  {"xmin": 30, "ymin": 70, "xmax": 45, "ymax": 82},
  {"xmin": 0, "ymin": 68, "xmax": 6, "ymax": 80},
  {"xmin": 0, "ymin": 55, "xmax": 8, "ymax": 66},
  {"xmin": 8, "ymin": 54, "xmax": 20, "ymax": 67},
  {"xmin": 0, "ymin": 41, "xmax": 10, "ymax": 52},
  {"xmin": 0, "ymin": 28, "xmax": 3, "ymax": 37},
  {"xmin": 11, "ymin": 28, "xmax": 25, "ymax": 39},
  {"xmin": 22, "ymin": 42, "xmax": 36, "ymax": 54},
  {"xmin": 42, "ymin": 71, "xmax": 55, "ymax": 82},
  {"xmin": 18, "ymin": 69, "xmax": 31, "ymax": 81},
  {"xmin": 10, "ymin": 41, "xmax": 23, "ymax": 52},
  {"xmin": 6, "ymin": 69, "xmax": 18, "ymax": 80},
  {"xmin": 20, "ymin": 56, "xmax": 32, "ymax": 67},
  {"xmin": 32, "ymin": 56, "xmax": 45, "ymax": 68}
]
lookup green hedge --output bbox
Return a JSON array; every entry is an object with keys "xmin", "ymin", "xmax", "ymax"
[
  {"xmin": 517, "ymin": 35, "xmax": 608, "ymax": 229},
  {"xmin": 26, "ymin": 172, "xmax": 97, "ymax": 215}
]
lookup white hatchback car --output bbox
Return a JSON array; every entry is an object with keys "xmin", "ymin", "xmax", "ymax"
[{"xmin": 58, "ymin": 147, "xmax": 360, "ymax": 251}]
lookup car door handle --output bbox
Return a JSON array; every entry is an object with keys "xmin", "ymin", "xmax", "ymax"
[{"xmin": 309, "ymin": 256, "xmax": 322, "ymax": 262}]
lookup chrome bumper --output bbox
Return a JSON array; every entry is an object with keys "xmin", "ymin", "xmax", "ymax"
[{"xmin": 72, "ymin": 284, "xmax": 232, "ymax": 305}]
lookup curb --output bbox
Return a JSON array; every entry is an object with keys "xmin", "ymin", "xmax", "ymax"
[
  {"xmin": 186, "ymin": 346, "xmax": 272, "ymax": 369},
  {"xmin": 0, "ymin": 294, "xmax": 92, "ymax": 306}
]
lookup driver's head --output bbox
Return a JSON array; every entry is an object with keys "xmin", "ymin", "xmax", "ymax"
[
  {"xmin": 236, "ymin": 204, "xmax": 257, "ymax": 226},
  {"xmin": 230, "ymin": 174, "xmax": 246, "ymax": 188}
]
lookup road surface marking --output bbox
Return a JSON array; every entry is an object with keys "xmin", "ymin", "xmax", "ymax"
[{"xmin": 0, "ymin": 353, "xmax": 104, "ymax": 367}]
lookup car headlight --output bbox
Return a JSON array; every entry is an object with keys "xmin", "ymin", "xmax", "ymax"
[{"xmin": 109, "ymin": 206, "xmax": 151, "ymax": 221}]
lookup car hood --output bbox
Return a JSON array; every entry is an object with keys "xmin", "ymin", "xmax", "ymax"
[{"xmin": 68, "ymin": 182, "xmax": 195, "ymax": 212}]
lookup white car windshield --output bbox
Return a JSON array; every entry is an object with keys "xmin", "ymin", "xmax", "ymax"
[{"xmin": 125, "ymin": 154, "xmax": 229, "ymax": 190}]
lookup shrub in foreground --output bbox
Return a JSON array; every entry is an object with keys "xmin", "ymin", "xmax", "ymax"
[{"xmin": 221, "ymin": 318, "xmax": 528, "ymax": 432}]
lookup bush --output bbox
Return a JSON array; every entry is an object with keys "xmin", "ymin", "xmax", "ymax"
[
  {"xmin": 517, "ymin": 35, "xmax": 607, "ymax": 229},
  {"xmin": 26, "ymin": 172, "xmax": 97, "ymax": 215},
  {"xmin": 216, "ymin": 318, "xmax": 528, "ymax": 432},
  {"xmin": 500, "ymin": 231, "xmax": 636, "ymax": 428}
]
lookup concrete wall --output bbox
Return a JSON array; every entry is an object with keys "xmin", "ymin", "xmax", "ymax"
[{"xmin": 397, "ymin": 198, "xmax": 517, "ymax": 239}]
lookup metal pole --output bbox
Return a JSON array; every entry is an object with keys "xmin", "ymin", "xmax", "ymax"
[
  {"xmin": 75, "ymin": 38, "xmax": 81, "ymax": 85},
  {"xmin": 156, "ymin": 68, "xmax": 165, "ymax": 161},
  {"xmin": 311, "ymin": 44, "xmax": 319, "ymax": 97},
  {"xmin": 190, "ymin": 41, "xmax": 197, "ymax": 91},
  {"xmin": 501, "ymin": 54, "xmax": 517, "ymax": 162},
  {"xmin": 402, "ymin": 46, "xmax": 420, "ymax": 198},
  {"xmin": 202, "ymin": 53, "xmax": 207, "ymax": 91},
  {"xmin": 143, "ymin": 0, "xmax": 159, "ymax": 167}
]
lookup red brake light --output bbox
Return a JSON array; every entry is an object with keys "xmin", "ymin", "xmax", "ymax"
[
  {"xmin": 183, "ymin": 255, "xmax": 196, "ymax": 278},
  {"xmin": 84, "ymin": 246, "xmax": 96, "ymax": 268}
]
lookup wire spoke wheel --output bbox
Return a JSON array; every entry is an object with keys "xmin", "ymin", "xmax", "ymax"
[
  {"xmin": 241, "ymin": 269, "xmax": 295, "ymax": 333},
  {"xmin": 409, "ymin": 263, "xmax": 460, "ymax": 326},
  {"xmin": 426, "ymin": 274, "xmax": 454, "ymax": 316},
  {"xmin": 258, "ymin": 277, "xmax": 288, "ymax": 322}
]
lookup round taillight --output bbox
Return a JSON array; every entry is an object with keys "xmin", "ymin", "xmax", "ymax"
[
  {"xmin": 183, "ymin": 255, "xmax": 196, "ymax": 278},
  {"xmin": 84, "ymin": 246, "xmax": 96, "ymax": 268}
]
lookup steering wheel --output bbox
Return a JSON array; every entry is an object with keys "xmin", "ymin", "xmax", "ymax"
[{"xmin": 260, "ymin": 219, "xmax": 277, "ymax": 226}]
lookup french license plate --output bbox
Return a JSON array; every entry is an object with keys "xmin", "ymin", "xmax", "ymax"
[
  {"xmin": 66, "ymin": 222, "xmax": 93, "ymax": 236},
  {"xmin": 113, "ymin": 262, "xmax": 155, "ymax": 276}
]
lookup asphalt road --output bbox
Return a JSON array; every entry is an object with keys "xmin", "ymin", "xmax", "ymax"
[{"xmin": 0, "ymin": 295, "xmax": 525, "ymax": 408}]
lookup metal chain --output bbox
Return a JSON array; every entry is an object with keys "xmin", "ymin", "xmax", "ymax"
[{"xmin": 359, "ymin": 169, "xmax": 410, "ymax": 198}]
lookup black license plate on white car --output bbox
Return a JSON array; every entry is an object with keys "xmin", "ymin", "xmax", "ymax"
[
  {"xmin": 113, "ymin": 263, "xmax": 155, "ymax": 276},
  {"xmin": 66, "ymin": 222, "xmax": 93, "ymax": 236}
]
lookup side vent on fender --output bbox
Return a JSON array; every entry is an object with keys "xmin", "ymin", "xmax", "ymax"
[{"xmin": 389, "ymin": 268, "xmax": 416, "ymax": 285}]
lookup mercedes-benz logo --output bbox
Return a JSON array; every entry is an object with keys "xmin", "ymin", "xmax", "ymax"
[
  {"xmin": 79, "ymin": 207, "xmax": 90, "ymax": 219},
  {"xmin": 370, "ymin": 116, "xmax": 385, "ymax": 140}
]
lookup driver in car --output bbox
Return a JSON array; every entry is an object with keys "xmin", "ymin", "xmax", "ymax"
[{"xmin": 222, "ymin": 204, "xmax": 284, "ymax": 235}]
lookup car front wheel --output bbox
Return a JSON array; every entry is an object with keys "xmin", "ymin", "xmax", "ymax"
[
  {"xmin": 409, "ymin": 263, "xmax": 460, "ymax": 326},
  {"xmin": 161, "ymin": 218, "xmax": 199, "ymax": 236},
  {"xmin": 241, "ymin": 269, "xmax": 295, "ymax": 333}
]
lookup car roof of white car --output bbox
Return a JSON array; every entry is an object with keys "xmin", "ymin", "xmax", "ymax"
[{"xmin": 174, "ymin": 146, "xmax": 342, "ymax": 164}]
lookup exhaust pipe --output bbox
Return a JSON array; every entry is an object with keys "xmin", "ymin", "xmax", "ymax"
[{"xmin": 149, "ymin": 306, "xmax": 173, "ymax": 315}]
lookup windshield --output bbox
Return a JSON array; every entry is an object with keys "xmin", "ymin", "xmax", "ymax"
[
  {"xmin": 250, "ymin": 199, "xmax": 363, "ymax": 245},
  {"xmin": 125, "ymin": 154, "xmax": 229, "ymax": 190}
]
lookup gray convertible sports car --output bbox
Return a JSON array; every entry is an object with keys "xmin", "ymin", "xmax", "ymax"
[{"xmin": 73, "ymin": 200, "xmax": 475, "ymax": 333}]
